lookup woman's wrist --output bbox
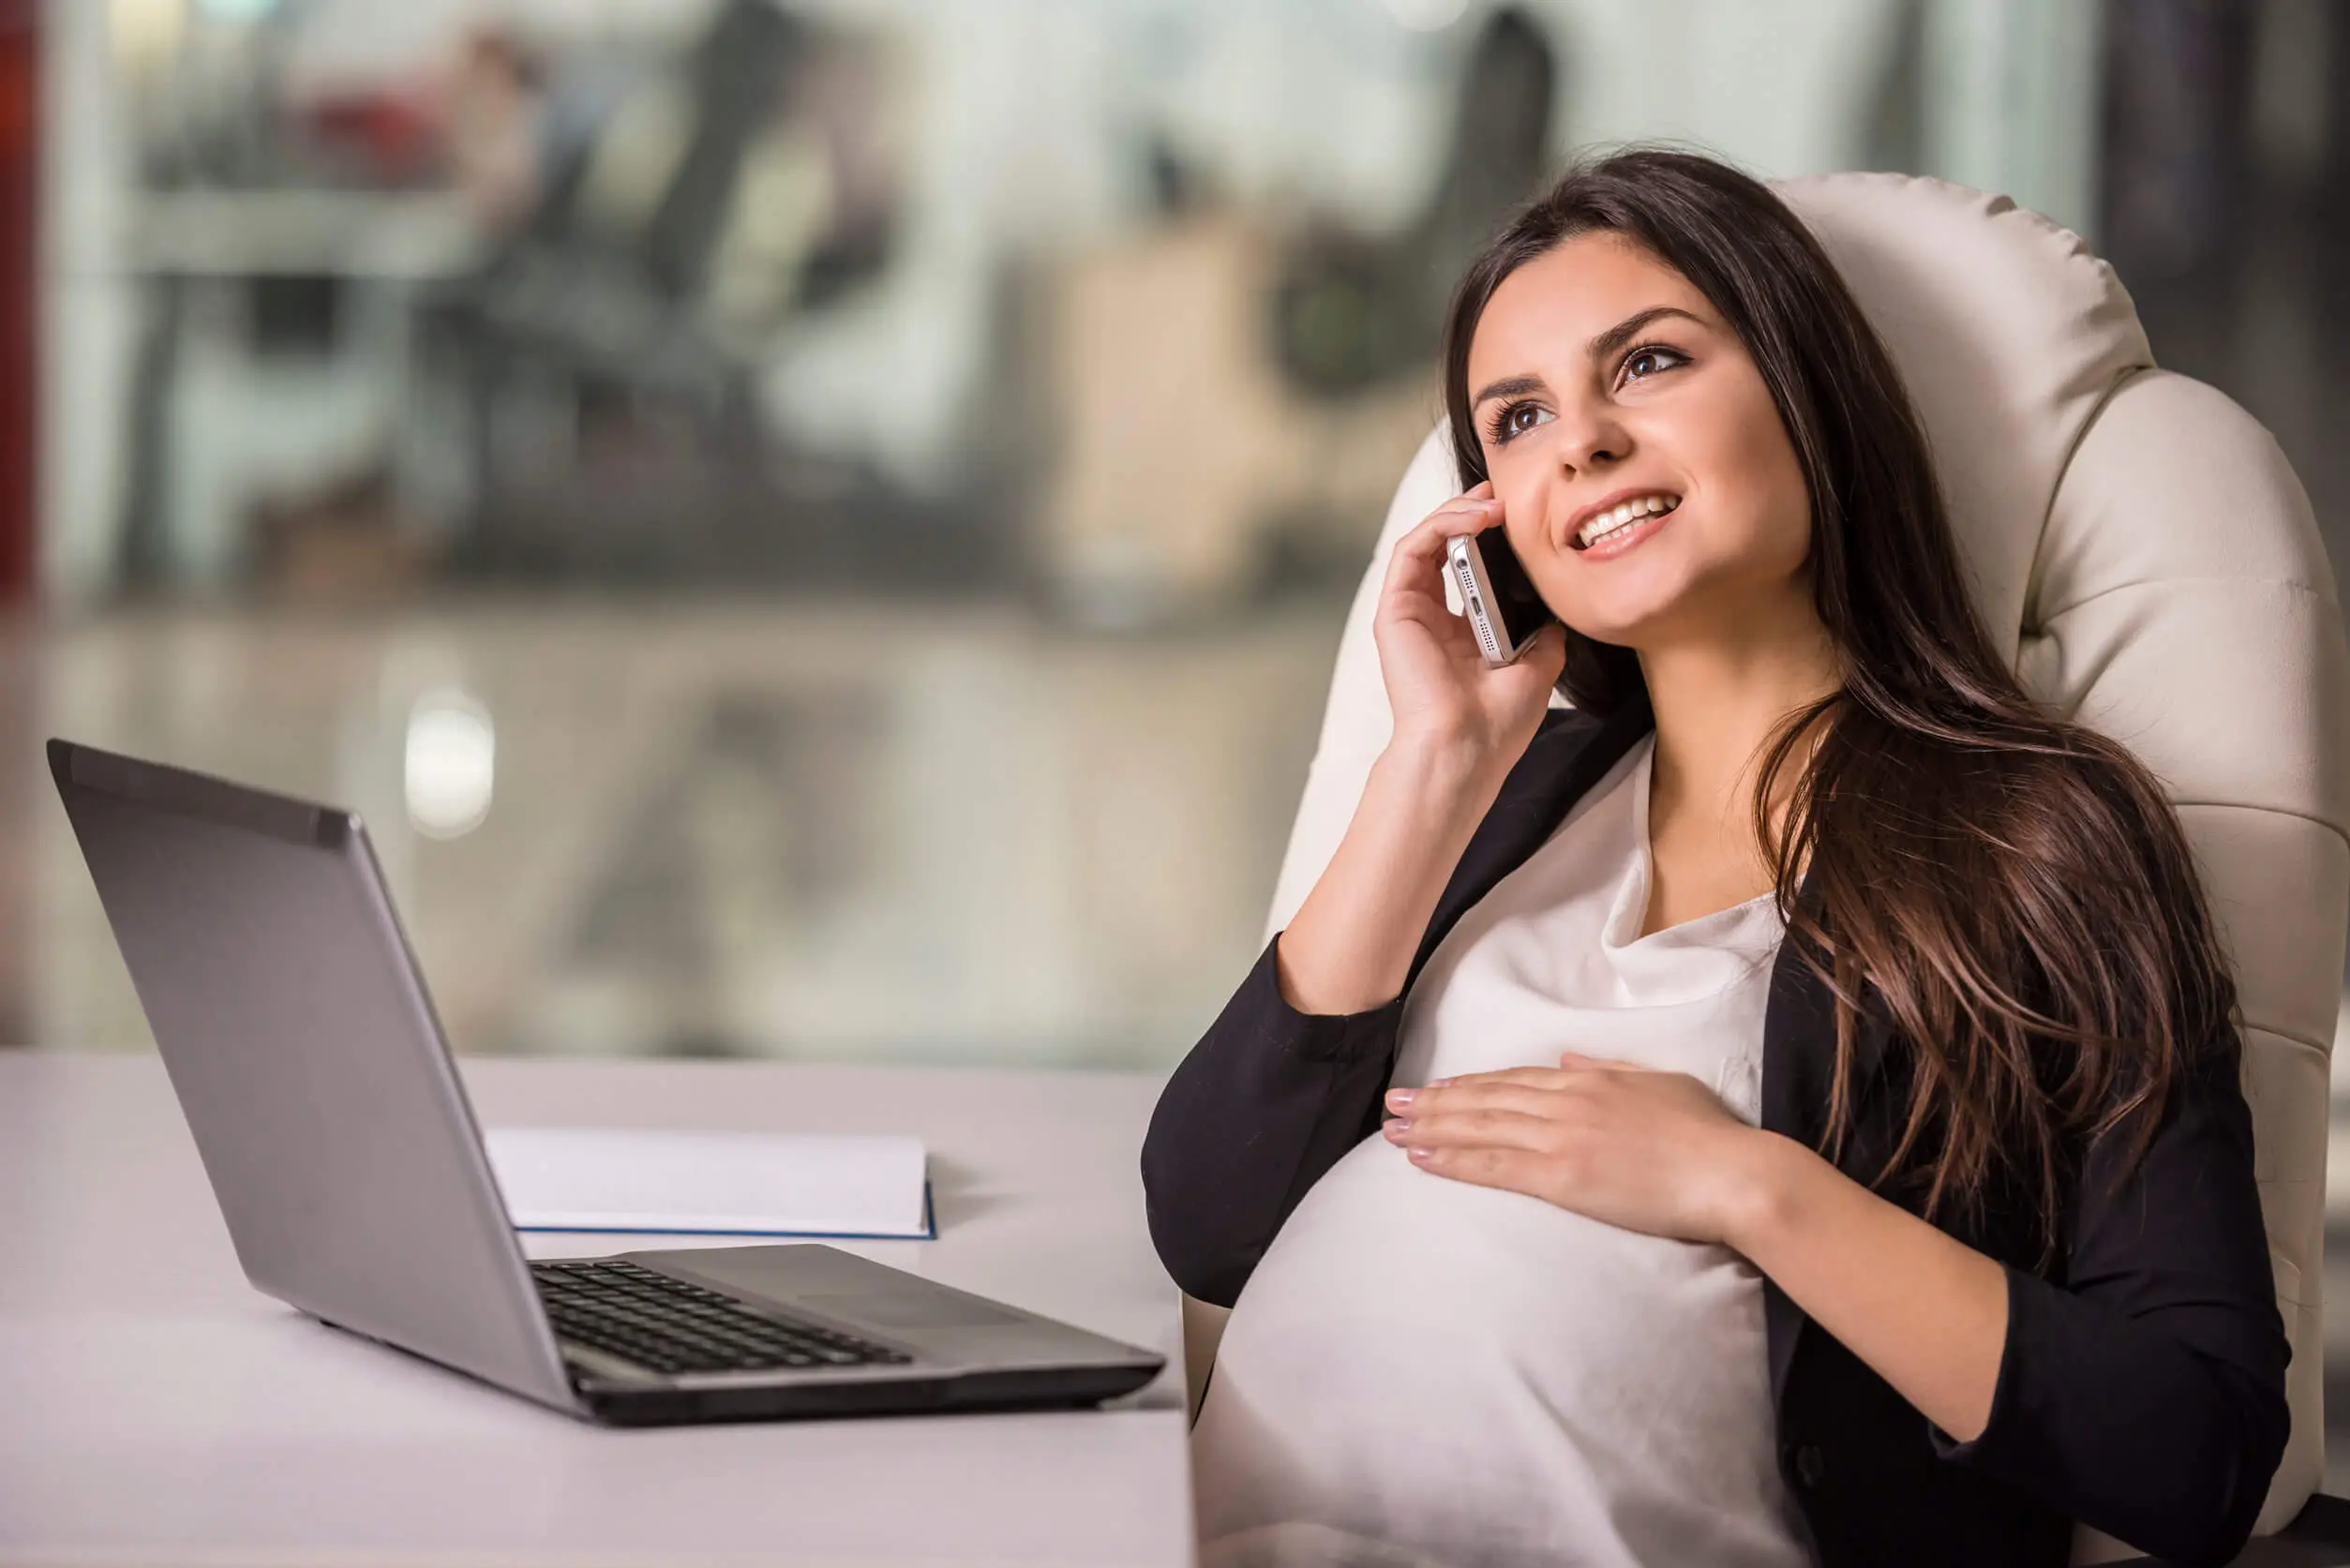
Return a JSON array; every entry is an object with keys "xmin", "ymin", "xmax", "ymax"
[
  {"xmin": 1709, "ymin": 1122, "xmax": 2011, "ymax": 1446},
  {"xmin": 1375, "ymin": 727, "xmax": 1510, "ymax": 821},
  {"xmin": 1275, "ymin": 734, "xmax": 1504, "ymax": 1016},
  {"xmin": 1714, "ymin": 1127, "xmax": 1822, "ymax": 1257}
]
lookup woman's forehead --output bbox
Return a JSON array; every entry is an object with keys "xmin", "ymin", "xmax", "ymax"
[{"xmin": 1470, "ymin": 234, "xmax": 1714, "ymax": 373}]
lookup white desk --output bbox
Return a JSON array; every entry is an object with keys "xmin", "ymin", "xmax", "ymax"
[{"xmin": 0, "ymin": 1052, "xmax": 1195, "ymax": 1567}]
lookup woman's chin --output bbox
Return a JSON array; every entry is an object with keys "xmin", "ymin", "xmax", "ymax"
[
  {"xmin": 1557, "ymin": 607, "xmax": 1676, "ymax": 651},
  {"xmin": 1550, "ymin": 574, "xmax": 1717, "ymax": 652}
]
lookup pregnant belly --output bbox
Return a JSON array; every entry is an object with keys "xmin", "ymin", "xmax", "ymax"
[{"xmin": 1191, "ymin": 1136, "xmax": 1806, "ymax": 1568}]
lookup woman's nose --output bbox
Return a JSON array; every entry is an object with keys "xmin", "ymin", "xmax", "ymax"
[{"xmin": 1552, "ymin": 403, "xmax": 1631, "ymax": 477}]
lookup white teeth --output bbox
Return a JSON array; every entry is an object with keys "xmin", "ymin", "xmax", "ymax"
[{"xmin": 1578, "ymin": 494, "xmax": 1679, "ymax": 547}]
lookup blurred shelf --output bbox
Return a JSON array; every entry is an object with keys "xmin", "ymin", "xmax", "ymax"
[{"xmin": 107, "ymin": 189, "xmax": 489, "ymax": 280}]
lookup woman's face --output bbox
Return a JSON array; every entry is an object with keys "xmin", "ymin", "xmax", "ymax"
[{"xmin": 1465, "ymin": 232, "xmax": 1815, "ymax": 651}]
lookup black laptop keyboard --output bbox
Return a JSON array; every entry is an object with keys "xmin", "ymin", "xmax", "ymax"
[{"xmin": 532, "ymin": 1260, "xmax": 914, "ymax": 1376}]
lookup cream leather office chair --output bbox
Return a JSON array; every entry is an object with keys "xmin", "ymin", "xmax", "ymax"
[{"xmin": 1184, "ymin": 173, "xmax": 2350, "ymax": 1565}]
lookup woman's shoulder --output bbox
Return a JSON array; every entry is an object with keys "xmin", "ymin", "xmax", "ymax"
[
  {"xmin": 1481, "ymin": 703, "xmax": 1654, "ymax": 828},
  {"xmin": 1534, "ymin": 702, "xmax": 1607, "ymax": 739},
  {"xmin": 1527, "ymin": 699, "xmax": 1645, "ymax": 761}
]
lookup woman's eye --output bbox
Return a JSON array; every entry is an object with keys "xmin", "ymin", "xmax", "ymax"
[
  {"xmin": 1491, "ymin": 402, "xmax": 1552, "ymax": 443},
  {"xmin": 1622, "ymin": 346, "xmax": 1687, "ymax": 383}
]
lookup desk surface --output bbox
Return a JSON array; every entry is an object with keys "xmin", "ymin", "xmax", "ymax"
[{"xmin": 0, "ymin": 1051, "xmax": 1194, "ymax": 1568}]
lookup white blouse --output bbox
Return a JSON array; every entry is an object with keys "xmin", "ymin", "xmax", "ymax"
[{"xmin": 1192, "ymin": 736, "xmax": 1811, "ymax": 1568}]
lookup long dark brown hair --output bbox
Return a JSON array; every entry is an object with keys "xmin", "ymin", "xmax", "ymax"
[{"xmin": 1442, "ymin": 149, "xmax": 2238, "ymax": 1261}]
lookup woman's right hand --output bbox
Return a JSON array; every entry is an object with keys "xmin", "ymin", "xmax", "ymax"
[
  {"xmin": 1373, "ymin": 482, "xmax": 1567, "ymax": 780},
  {"xmin": 1276, "ymin": 485, "xmax": 1567, "ymax": 1015}
]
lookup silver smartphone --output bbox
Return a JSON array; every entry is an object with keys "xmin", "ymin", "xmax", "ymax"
[{"xmin": 1445, "ymin": 528, "xmax": 1555, "ymax": 665}]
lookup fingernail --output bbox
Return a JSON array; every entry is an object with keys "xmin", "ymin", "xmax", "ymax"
[
  {"xmin": 1385, "ymin": 1088, "xmax": 1414, "ymax": 1110},
  {"xmin": 1429, "ymin": 1076, "xmax": 1454, "ymax": 1089},
  {"xmin": 1385, "ymin": 1117, "xmax": 1412, "ymax": 1137},
  {"xmin": 1407, "ymin": 1146, "xmax": 1434, "ymax": 1162}
]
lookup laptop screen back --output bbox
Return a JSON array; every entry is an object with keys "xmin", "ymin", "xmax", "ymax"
[{"xmin": 49, "ymin": 739, "xmax": 575, "ymax": 1411}]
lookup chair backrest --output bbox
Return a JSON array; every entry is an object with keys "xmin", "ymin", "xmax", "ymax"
[{"xmin": 1263, "ymin": 173, "xmax": 2350, "ymax": 1555}]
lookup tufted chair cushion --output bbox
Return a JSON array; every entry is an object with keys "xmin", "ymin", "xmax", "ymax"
[{"xmin": 1246, "ymin": 173, "xmax": 2350, "ymax": 1560}]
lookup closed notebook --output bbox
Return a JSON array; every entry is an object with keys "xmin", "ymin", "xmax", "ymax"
[{"xmin": 484, "ymin": 1127, "xmax": 935, "ymax": 1240}]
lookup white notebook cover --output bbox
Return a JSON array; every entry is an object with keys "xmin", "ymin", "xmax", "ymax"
[{"xmin": 484, "ymin": 1127, "xmax": 935, "ymax": 1240}]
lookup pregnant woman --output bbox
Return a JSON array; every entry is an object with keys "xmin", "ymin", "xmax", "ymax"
[{"xmin": 1142, "ymin": 150, "xmax": 2288, "ymax": 1568}]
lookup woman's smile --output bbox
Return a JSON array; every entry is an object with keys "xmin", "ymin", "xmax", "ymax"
[{"xmin": 1565, "ymin": 488, "xmax": 1683, "ymax": 556}]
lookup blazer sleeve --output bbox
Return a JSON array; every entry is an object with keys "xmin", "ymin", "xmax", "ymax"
[
  {"xmin": 1926, "ymin": 1023, "xmax": 2293, "ymax": 1567},
  {"xmin": 1140, "ymin": 933, "xmax": 1404, "ymax": 1307}
]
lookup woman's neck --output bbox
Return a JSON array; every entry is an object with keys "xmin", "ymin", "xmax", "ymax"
[{"xmin": 1637, "ymin": 610, "xmax": 1841, "ymax": 894}]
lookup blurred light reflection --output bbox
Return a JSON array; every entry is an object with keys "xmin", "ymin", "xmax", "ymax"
[{"xmin": 403, "ymin": 687, "xmax": 494, "ymax": 839}]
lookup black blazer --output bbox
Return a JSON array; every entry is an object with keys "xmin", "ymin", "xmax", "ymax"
[{"xmin": 1143, "ymin": 700, "xmax": 2290, "ymax": 1568}]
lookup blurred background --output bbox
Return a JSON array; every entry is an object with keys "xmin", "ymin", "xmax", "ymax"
[{"xmin": 2, "ymin": 0, "xmax": 2348, "ymax": 1472}]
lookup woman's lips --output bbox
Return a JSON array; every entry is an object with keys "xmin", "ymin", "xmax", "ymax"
[{"xmin": 1568, "ymin": 501, "xmax": 1678, "ymax": 558}]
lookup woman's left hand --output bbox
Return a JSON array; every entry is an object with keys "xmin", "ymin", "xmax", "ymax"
[{"xmin": 1382, "ymin": 1053, "xmax": 1773, "ymax": 1246}]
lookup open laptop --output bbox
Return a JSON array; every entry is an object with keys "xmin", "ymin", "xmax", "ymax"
[{"xmin": 49, "ymin": 738, "xmax": 1165, "ymax": 1426}]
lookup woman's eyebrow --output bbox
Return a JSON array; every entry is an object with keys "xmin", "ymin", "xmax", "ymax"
[
  {"xmin": 1471, "ymin": 306, "xmax": 1707, "ymax": 408},
  {"xmin": 1470, "ymin": 373, "xmax": 1547, "ymax": 409},
  {"xmin": 1587, "ymin": 306, "xmax": 1703, "ymax": 364}
]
